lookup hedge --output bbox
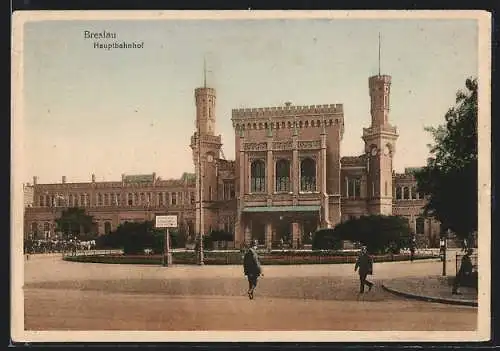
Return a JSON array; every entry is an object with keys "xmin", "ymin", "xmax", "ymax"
[{"xmin": 63, "ymin": 251, "xmax": 438, "ymax": 265}]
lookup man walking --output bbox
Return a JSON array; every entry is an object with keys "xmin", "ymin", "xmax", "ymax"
[
  {"xmin": 354, "ymin": 246, "xmax": 374, "ymax": 294},
  {"xmin": 243, "ymin": 241, "xmax": 262, "ymax": 300}
]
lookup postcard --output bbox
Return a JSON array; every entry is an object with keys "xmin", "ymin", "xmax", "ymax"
[{"xmin": 11, "ymin": 10, "xmax": 491, "ymax": 343}]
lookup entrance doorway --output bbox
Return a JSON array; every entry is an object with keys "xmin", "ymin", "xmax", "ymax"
[
  {"xmin": 251, "ymin": 219, "xmax": 265, "ymax": 245},
  {"xmin": 274, "ymin": 217, "xmax": 292, "ymax": 245}
]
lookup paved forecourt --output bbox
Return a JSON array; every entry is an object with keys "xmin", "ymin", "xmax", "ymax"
[{"xmin": 23, "ymin": 254, "xmax": 477, "ymax": 331}]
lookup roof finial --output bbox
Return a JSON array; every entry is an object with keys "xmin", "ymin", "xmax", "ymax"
[
  {"xmin": 203, "ymin": 57, "xmax": 207, "ymax": 88},
  {"xmin": 378, "ymin": 32, "xmax": 381, "ymax": 76}
]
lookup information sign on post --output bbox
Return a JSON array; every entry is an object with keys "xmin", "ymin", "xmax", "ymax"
[{"xmin": 155, "ymin": 215, "xmax": 178, "ymax": 267}]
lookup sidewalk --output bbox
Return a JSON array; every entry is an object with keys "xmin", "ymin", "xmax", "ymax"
[{"xmin": 382, "ymin": 276, "xmax": 478, "ymax": 307}]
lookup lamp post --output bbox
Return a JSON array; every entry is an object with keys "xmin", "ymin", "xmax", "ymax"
[{"xmin": 441, "ymin": 229, "xmax": 450, "ymax": 276}]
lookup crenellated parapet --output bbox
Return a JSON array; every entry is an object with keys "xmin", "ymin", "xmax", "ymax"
[
  {"xmin": 341, "ymin": 155, "xmax": 367, "ymax": 168},
  {"xmin": 217, "ymin": 159, "xmax": 236, "ymax": 171},
  {"xmin": 231, "ymin": 103, "xmax": 344, "ymax": 129},
  {"xmin": 190, "ymin": 133, "xmax": 223, "ymax": 148}
]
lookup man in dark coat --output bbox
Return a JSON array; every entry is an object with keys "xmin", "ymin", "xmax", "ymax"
[
  {"xmin": 354, "ymin": 246, "xmax": 374, "ymax": 293},
  {"xmin": 243, "ymin": 242, "xmax": 262, "ymax": 300},
  {"xmin": 452, "ymin": 248, "xmax": 474, "ymax": 294}
]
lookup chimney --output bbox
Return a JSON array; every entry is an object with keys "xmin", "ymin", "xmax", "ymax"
[
  {"xmin": 33, "ymin": 176, "xmax": 38, "ymax": 185},
  {"xmin": 62, "ymin": 176, "xmax": 66, "ymax": 184},
  {"xmin": 92, "ymin": 173, "xmax": 96, "ymax": 182}
]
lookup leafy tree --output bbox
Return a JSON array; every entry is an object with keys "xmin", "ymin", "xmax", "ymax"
[
  {"xmin": 55, "ymin": 207, "xmax": 95, "ymax": 240},
  {"xmin": 414, "ymin": 78, "xmax": 478, "ymax": 240}
]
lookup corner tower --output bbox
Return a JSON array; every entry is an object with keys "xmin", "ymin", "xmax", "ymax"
[
  {"xmin": 362, "ymin": 37, "xmax": 398, "ymax": 215},
  {"xmin": 190, "ymin": 66, "xmax": 222, "ymax": 237}
]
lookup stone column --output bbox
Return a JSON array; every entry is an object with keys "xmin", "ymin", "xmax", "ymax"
[
  {"xmin": 292, "ymin": 141, "xmax": 299, "ymax": 195},
  {"xmin": 292, "ymin": 222, "xmax": 300, "ymax": 249},
  {"xmin": 321, "ymin": 131, "xmax": 329, "ymax": 228},
  {"xmin": 265, "ymin": 222, "xmax": 273, "ymax": 250},
  {"xmin": 235, "ymin": 132, "xmax": 246, "ymax": 248},
  {"xmin": 244, "ymin": 223, "xmax": 252, "ymax": 246},
  {"xmin": 267, "ymin": 139, "xmax": 273, "ymax": 196}
]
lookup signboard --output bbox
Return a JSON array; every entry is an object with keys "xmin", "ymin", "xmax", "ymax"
[{"xmin": 155, "ymin": 215, "xmax": 178, "ymax": 228}]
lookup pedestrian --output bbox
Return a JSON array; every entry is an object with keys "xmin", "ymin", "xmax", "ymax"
[
  {"xmin": 243, "ymin": 241, "xmax": 263, "ymax": 300},
  {"xmin": 354, "ymin": 246, "xmax": 374, "ymax": 294},
  {"xmin": 452, "ymin": 248, "xmax": 474, "ymax": 295}
]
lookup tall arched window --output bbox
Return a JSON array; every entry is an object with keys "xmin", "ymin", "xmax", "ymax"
[
  {"xmin": 250, "ymin": 160, "xmax": 266, "ymax": 193},
  {"xmin": 395, "ymin": 187, "xmax": 402, "ymax": 200},
  {"xmin": 403, "ymin": 187, "xmax": 410, "ymax": 200},
  {"xmin": 275, "ymin": 159, "xmax": 291, "ymax": 192},
  {"xmin": 300, "ymin": 158, "xmax": 316, "ymax": 192},
  {"xmin": 104, "ymin": 221, "xmax": 112, "ymax": 235},
  {"xmin": 411, "ymin": 186, "xmax": 418, "ymax": 200},
  {"xmin": 416, "ymin": 217, "xmax": 425, "ymax": 234}
]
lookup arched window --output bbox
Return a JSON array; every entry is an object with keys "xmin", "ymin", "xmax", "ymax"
[
  {"xmin": 276, "ymin": 159, "xmax": 291, "ymax": 192},
  {"xmin": 104, "ymin": 221, "xmax": 112, "ymax": 235},
  {"xmin": 250, "ymin": 160, "xmax": 266, "ymax": 193},
  {"xmin": 128, "ymin": 193, "xmax": 133, "ymax": 206},
  {"xmin": 416, "ymin": 217, "xmax": 425, "ymax": 234},
  {"xmin": 395, "ymin": 186, "xmax": 402, "ymax": 200},
  {"xmin": 300, "ymin": 158, "xmax": 316, "ymax": 192},
  {"xmin": 403, "ymin": 187, "xmax": 410, "ymax": 200},
  {"xmin": 411, "ymin": 186, "xmax": 418, "ymax": 200}
]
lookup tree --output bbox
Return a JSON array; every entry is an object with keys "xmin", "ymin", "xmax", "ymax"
[
  {"xmin": 414, "ymin": 78, "xmax": 478, "ymax": 240},
  {"xmin": 55, "ymin": 207, "xmax": 95, "ymax": 240}
]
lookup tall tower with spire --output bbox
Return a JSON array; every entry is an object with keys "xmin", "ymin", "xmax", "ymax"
[
  {"xmin": 190, "ymin": 59, "xmax": 222, "ymax": 236},
  {"xmin": 362, "ymin": 34, "xmax": 399, "ymax": 215}
]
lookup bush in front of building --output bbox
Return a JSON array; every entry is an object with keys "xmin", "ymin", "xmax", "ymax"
[
  {"xmin": 311, "ymin": 229, "xmax": 343, "ymax": 250},
  {"xmin": 96, "ymin": 220, "xmax": 184, "ymax": 254},
  {"xmin": 331, "ymin": 215, "xmax": 412, "ymax": 254}
]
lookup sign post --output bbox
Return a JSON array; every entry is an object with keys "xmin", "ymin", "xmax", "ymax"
[{"xmin": 155, "ymin": 215, "xmax": 178, "ymax": 267}]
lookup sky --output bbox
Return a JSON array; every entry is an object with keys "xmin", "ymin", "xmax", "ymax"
[{"xmin": 21, "ymin": 15, "xmax": 478, "ymax": 184}]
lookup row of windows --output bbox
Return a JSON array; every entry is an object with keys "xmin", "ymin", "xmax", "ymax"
[
  {"xmin": 236, "ymin": 118, "xmax": 340, "ymax": 131},
  {"xmin": 250, "ymin": 158, "xmax": 316, "ymax": 193},
  {"xmin": 395, "ymin": 186, "xmax": 423, "ymax": 200},
  {"xmin": 37, "ymin": 191, "xmax": 196, "ymax": 208}
]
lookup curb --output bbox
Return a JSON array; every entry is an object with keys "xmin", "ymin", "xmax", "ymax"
[{"xmin": 381, "ymin": 283, "xmax": 478, "ymax": 307}]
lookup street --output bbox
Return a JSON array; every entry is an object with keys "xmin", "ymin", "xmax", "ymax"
[{"xmin": 22, "ymin": 253, "xmax": 477, "ymax": 331}]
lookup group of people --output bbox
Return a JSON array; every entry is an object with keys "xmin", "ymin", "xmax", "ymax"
[
  {"xmin": 241, "ymin": 242, "xmax": 375, "ymax": 300},
  {"xmin": 242, "ymin": 241, "xmax": 476, "ymax": 299}
]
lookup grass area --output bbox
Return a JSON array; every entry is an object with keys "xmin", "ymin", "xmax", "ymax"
[{"xmin": 63, "ymin": 251, "xmax": 438, "ymax": 265}]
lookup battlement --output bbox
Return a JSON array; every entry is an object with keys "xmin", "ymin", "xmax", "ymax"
[
  {"xmin": 341, "ymin": 155, "xmax": 367, "ymax": 167},
  {"xmin": 369, "ymin": 74, "xmax": 392, "ymax": 85},
  {"xmin": 195, "ymin": 87, "xmax": 216, "ymax": 96},
  {"xmin": 362, "ymin": 125, "xmax": 398, "ymax": 136},
  {"xmin": 217, "ymin": 159, "xmax": 235, "ymax": 171},
  {"xmin": 231, "ymin": 103, "xmax": 343, "ymax": 119},
  {"xmin": 190, "ymin": 133, "xmax": 222, "ymax": 146}
]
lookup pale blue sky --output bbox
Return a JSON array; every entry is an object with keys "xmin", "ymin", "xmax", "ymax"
[{"xmin": 22, "ymin": 18, "xmax": 478, "ymax": 184}]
